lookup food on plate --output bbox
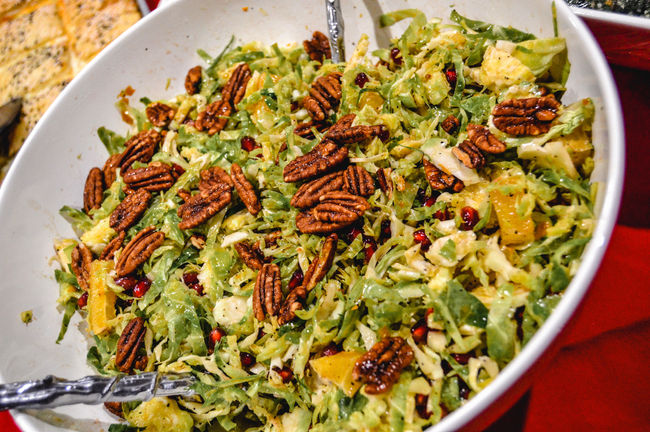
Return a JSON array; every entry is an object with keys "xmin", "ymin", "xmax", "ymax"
[{"xmin": 54, "ymin": 9, "xmax": 596, "ymax": 431}]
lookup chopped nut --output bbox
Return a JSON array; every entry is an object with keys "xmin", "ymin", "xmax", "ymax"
[
  {"xmin": 231, "ymin": 163, "xmax": 261, "ymax": 215},
  {"xmin": 184, "ymin": 65, "xmax": 202, "ymax": 95},
  {"xmin": 353, "ymin": 336, "xmax": 414, "ymax": 394},
  {"xmin": 195, "ymin": 99, "xmax": 232, "ymax": 136},
  {"xmin": 343, "ymin": 165, "xmax": 375, "ymax": 197},
  {"xmin": 312, "ymin": 191, "xmax": 370, "ymax": 224},
  {"xmin": 123, "ymin": 162, "xmax": 176, "ymax": 192},
  {"xmin": 303, "ymin": 30, "xmax": 332, "ymax": 63},
  {"xmin": 100, "ymin": 231, "xmax": 126, "ymax": 261},
  {"xmin": 189, "ymin": 234, "xmax": 206, "ymax": 250},
  {"xmin": 303, "ymin": 72, "xmax": 342, "ymax": 121},
  {"xmin": 119, "ymin": 130, "xmax": 162, "ymax": 173},
  {"xmin": 466, "ymin": 123, "xmax": 506, "ymax": 154},
  {"xmin": 422, "ymin": 159, "xmax": 464, "ymax": 193},
  {"xmin": 71, "ymin": 243, "xmax": 92, "ymax": 291},
  {"xmin": 199, "ymin": 166, "xmax": 234, "ymax": 191},
  {"xmin": 145, "ymin": 102, "xmax": 176, "ymax": 128},
  {"xmin": 115, "ymin": 317, "xmax": 147, "ymax": 373},
  {"xmin": 115, "ymin": 226, "xmax": 165, "ymax": 277},
  {"xmin": 492, "ymin": 95, "xmax": 561, "ymax": 136},
  {"xmin": 83, "ymin": 167, "xmax": 105, "ymax": 214},
  {"xmin": 441, "ymin": 115, "xmax": 460, "ymax": 134},
  {"xmin": 452, "ymin": 140, "xmax": 486, "ymax": 169},
  {"xmin": 221, "ymin": 63, "xmax": 252, "ymax": 107},
  {"xmin": 283, "ymin": 140, "xmax": 348, "ymax": 183},
  {"xmin": 290, "ymin": 171, "xmax": 344, "ymax": 209},
  {"xmin": 252, "ymin": 263, "xmax": 282, "ymax": 321},
  {"xmin": 110, "ymin": 189, "xmax": 152, "ymax": 232},
  {"xmin": 177, "ymin": 183, "xmax": 232, "ymax": 230},
  {"xmin": 234, "ymin": 241, "xmax": 265, "ymax": 270},
  {"xmin": 294, "ymin": 120, "xmax": 330, "ymax": 139}
]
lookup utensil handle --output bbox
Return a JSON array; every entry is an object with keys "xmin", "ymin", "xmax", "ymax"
[
  {"xmin": 325, "ymin": 0, "xmax": 345, "ymax": 62},
  {"xmin": 0, "ymin": 373, "xmax": 194, "ymax": 411}
]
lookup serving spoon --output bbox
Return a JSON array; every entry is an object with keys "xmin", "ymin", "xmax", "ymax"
[{"xmin": 325, "ymin": 0, "xmax": 345, "ymax": 62}]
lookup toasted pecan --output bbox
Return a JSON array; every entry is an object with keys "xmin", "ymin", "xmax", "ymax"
[
  {"xmin": 290, "ymin": 171, "xmax": 344, "ymax": 209},
  {"xmin": 252, "ymin": 263, "xmax": 282, "ymax": 321},
  {"xmin": 303, "ymin": 31, "xmax": 332, "ymax": 63},
  {"xmin": 83, "ymin": 167, "xmax": 105, "ymax": 214},
  {"xmin": 422, "ymin": 159, "xmax": 464, "ymax": 193},
  {"xmin": 492, "ymin": 95, "xmax": 561, "ymax": 136},
  {"xmin": 122, "ymin": 162, "xmax": 176, "ymax": 192},
  {"xmin": 177, "ymin": 183, "xmax": 232, "ymax": 230},
  {"xmin": 110, "ymin": 189, "xmax": 152, "ymax": 232},
  {"xmin": 231, "ymin": 163, "xmax": 261, "ymax": 215},
  {"xmin": 115, "ymin": 317, "xmax": 147, "ymax": 373},
  {"xmin": 234, "ymin": 241, "xmax": 265, "ymax": 270},
  {"xmin": 283, "ymin": 140, "xmax": 348, "ymax": 183},
  {"xmin": 184, "ymin": 65, "xmax": 202, "ymax": 95},
  {"xmin": 115, "ymin": 226, "xmax": 165, "ymax": 276},
  {"xmin": 145, "ymin": 102, "xmax": 175, "ymax": 128},
  {"xmin": 100, "ymin": 231, "xmax": 126, "ymax": 261},
  {"xmin": 71, "ymin": 243, "xmax": 92, "ymax": 291},
  {"xmin": 353, "ymin": 336, "xmax": 414, "ymax": 394},
  {"xmin": 343, "ymin": 165, "xmax": 375, "ymax": 197}
]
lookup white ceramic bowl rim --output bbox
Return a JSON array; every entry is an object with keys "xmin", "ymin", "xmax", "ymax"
[{"xmin": 0, "ymin": 1, "xmax": 624, "ymax": 431}]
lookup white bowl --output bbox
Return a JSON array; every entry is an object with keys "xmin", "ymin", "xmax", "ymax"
[{"xmin": 0, "ymin": 0, "xmax": 623, "ymax": 431}]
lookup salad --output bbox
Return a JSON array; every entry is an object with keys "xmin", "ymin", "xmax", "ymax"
[{"xmin": 54, "ymin": 8, "xmax": 596, "ymax": 432}]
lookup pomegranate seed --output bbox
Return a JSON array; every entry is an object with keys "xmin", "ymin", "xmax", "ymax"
[
  {"xmin": 241, "ymin": 136, "xmax": 260, "ymax": 152},
  {"xmin": 189, "ymin": 283, "xmax": 204, "ymax": 296},
  {"xmin": 390, "ymin": 47, "xmax": 403, "ymax": 65},
  {"xmin": 379, "ymin": 219, "xmax": 391, "ymax": 244},
  {"xmin": 363, "ymin": 234, "xmax": 377, "ymax": 263},
  {"xmin": 132, "ymin": 279, "xmax": 151, "ymax": 298},
  {"xmin": 416, "ymin": 188, "xmax": 427, "ymax": 204},
  {"xmin": 354, "ymin": 72, "xmax": 369, "ymax": 88},
  {"xmin": 344, "ymin": 225, "xmax": 362, "ymax": 243},
  {"xmin": 273, "ymin": 366, "xmax": 294, "ymax": 383},
  {"xmin": 425, "ymin": 308, "xmax": 434, "ymax": 319},
  {"xmin": 413, "ymin": 229, "xmax": 432, "ymax": 252},
  {"xmin": 415, "ymin": 394, "xmax": 432, "ymax": 419},
  {"xmin": 77, "ymin": 292, "xmax": 88, "ymax": 308},
  {"xmin": 115, "ymin": 276, "xmax": 138, "ymax": 291},
  {"xmin": 411, "ymin": 319, "xmax": 428, "ymax": 344},
  {"xmin": 445, "ymin": 69, "xmax": 457, "ymax": 88},
  {"xmin": 240, "ymin": 352, "xmax": 255, "ymax": 368},
  {"xmin": 423, "ymin": 196, "xmax": 436, "ymax": 207},
  {"xmin": 290, "ymin": 101, "xmax": 299, "ymax": 111},
  {"xmin": 460, "ymin": 206, "xmax": 479, "ymax": 230},
  {"xmin": 434, "ymin": 208, "xmax": 452, "ymax": 221},
  {"xmin": 288, "ymin": 268, "xmax": 304, "ymax": 291},
  {"xmin": 451, "ymin": 353, "xmax": 471, "ymax": 365},
  {"xmin": 321, "ymin": 342, "xmax": 341, "ymax": 357},
  {"xmin": 183, "ymin": 272, "xmax": 199, "ymax": 286},
  {"xmin": 209, "ymin": 327, "xmax": 226, "ymax": 346}
]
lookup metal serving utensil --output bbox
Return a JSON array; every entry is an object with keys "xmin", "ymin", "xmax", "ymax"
[
  {"xmin": 0, "ymin": 373, "xmax": 195, "ymax": 411},
  {"xmin": 325, "ymin": 0, "xmax": 345, "ymax": 62}
]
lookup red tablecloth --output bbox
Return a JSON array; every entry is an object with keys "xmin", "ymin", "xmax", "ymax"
[{"xmin": 2, "ymin": 8, "xmax": 649, "ymax": 432}]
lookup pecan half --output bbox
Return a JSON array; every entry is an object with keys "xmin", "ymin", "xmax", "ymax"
[
  {"xmin": 83, "ymin": 167, "xmax": 105, "ymax": 214},
  {"xmin": 353, "ymin": 336, "xmax": 414, "ymax": 394},
  {"xmin": 278, "ymin": 234, "xmax": 337, "ymax": 325},
  {"xmin": 294, "ymin": 120, "xmax": 330, "ymax": 139},
  {"xmin": 145, "ymin": 102, "xmax": 175, "ymax": 128},
  {"xmin": 344, "ymin": 165, "xmax": 375, "ymax": 197},
  {"xmin": 115, "ymin": 317, "xmax": 147, "ymax": 373},
  {"xmin": 467, "ymin": 123, "xmax": 506, "ymax": 154},
  {"xmin": 199, "ymin": 166, "xmax": 234, "ymax": 191},
  {"xmin": 452, "ymin": 140, "xmax": 486, "ymax": 170},
  {"xmin": 103, "ymin": 154, "xmax": 122, "ymax": 187},
  {"xmin": 376, "ymin": 168, "xmax": 393, "ymax": 196},
  {"xmin": 295, "ymin": 211, "xmax": 349, "ymax": 234},
  {"xmin": 492, "ymin": 95, "xmax": 561, "ymax": 136},
  {"xmin": 252, "ymin": 263, "xmax": 282, "ymax": 321},
  {"xmin": 71, "ymin": 243, "xmax": 92, "ymax": 291},
  {"xmin": 303, "ymin": 31, "xmax": 332, "ymax": 63},
  {"xmin": 312, "ymin": 191, "xmax": 370, "ymax": 224},
  {"xmin": 326, "ymin": 124, "xmax": 386, "ymax": 145},
  {"xmin": 184, "ymin": 65, "xmax": 202, "ymax": 95},
  {"xmin": 115, "ymin": 226, "xmax": 165, "ymax": 277},
  {"xmin": 221, "ymin": 63, "xmax": 252, "ymax": 107},
  {"xmin": 231, "ymin": 163, "xmax": 261, "ymax": 215},
  {"xmin": 177, "ymin": 183, "xmax": 232, "ymax": 230},
  {"xmin": 423, "ymin": 159, "xmax": 464, "ymax": 193},
  {"xmin": 119, "ymin": 130, "xmax": 162, "ymax": 173},
  {"xmin": 283, "ymin": 140, "xmax": 348, "ymax": 182},
  {"xmin": 441, "ymin": 115, "xmax": 460, "ymax": 134},
  {"xmin": 234, "ymin": 241, "xmax": 265, "ymax": 270},
  {"xmin": 123, "ymin": 162, "xmax": 176, "ymax": 192},
  {"xmin": 100, "ymin": 231, "xmax": 126, "ymax": 261},
  {"xmin": 290, "ymin": 170, "xmax": 344, "ymax": 209},
  {"xmin": 195, "ymin": 99, "xmax": 232, "ymax": 136},
  {"xmin": 324, "ymin": 113, "xmax": 355, "ymax": 137},
  {"xmin": 303, "ymin": 72, "xmax": 342, "ymax": 121},
  {"xmin": 110, "ymin": 189, "xmax": 152, "ymax": 232}
]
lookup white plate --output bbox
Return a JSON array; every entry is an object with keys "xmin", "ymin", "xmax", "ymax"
[{"xmin": 0, "ymin": 1, "xmax": 624, "ymax": 431}]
